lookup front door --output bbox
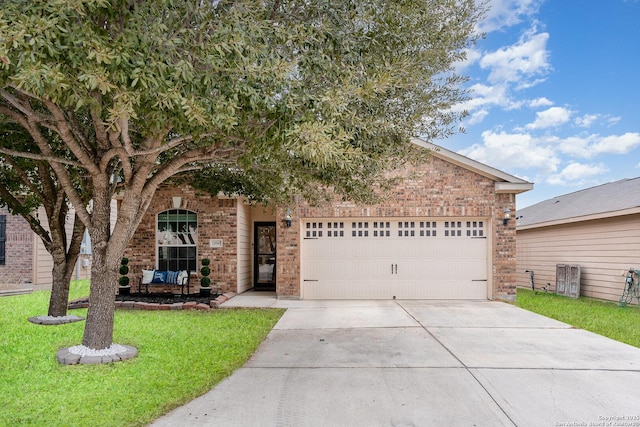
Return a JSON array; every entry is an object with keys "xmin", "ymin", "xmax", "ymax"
[{"xmin": 254, "ymin": 222, "xmax": 276, "ymax": 291}]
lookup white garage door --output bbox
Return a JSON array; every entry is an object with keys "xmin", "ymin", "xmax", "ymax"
[{"xmin": 301, "ymin": 219, "xmax": 488, "ymax": 299}]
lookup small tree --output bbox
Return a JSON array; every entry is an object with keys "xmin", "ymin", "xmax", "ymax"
[
  {"xmin": 200, "ymin": 258, "xmax": 211, "ymax": 287},
  {"xmin": 0, "ymin": 123, "xmax": 87, "ymax": 318},
  {"xmin": 118, "ymin": 257, "xmax": 130, "ymax": 289}
]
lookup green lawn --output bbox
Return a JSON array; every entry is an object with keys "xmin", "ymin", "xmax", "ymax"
[
  {"xmin": 0, "ymin": 280, "xmax": 284, "ymax": 427},
  {"xmin": 516, "ymin": 288, "xmax": 640, "ymax": 348}
]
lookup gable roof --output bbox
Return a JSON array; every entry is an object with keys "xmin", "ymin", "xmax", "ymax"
[
  {"xmin": 516, "ymin": 177, "xmax": 640, "ymax": 229},
  {"xmin": 412, "ymin": 138, "xmax": 533, "ymax": 194}
]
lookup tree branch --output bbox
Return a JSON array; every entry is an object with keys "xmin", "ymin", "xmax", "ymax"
[
  {"xmin": 24, "ymin": 115, "xmax": 93, "ymax": 228},
  {"xmin": 0, "ymin": 146, "xmax": 83, "ymax": 167},
  {"xmin": 42, "ymin": 98, "xmax": 101, "ymax": 176}
]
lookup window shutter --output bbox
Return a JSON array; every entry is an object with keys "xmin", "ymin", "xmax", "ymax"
[{"xmin": 0, "ymin": 215, "xmax": 6, "ymax": 265}]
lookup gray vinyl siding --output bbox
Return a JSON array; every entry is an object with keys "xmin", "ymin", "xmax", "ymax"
[{"xmin": 516, "ymin": 213, "xmax": 640, "ymax": 302}]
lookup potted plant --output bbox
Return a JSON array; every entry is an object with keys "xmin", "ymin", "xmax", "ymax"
[
  {"xmin": 118, "ymin": 257, "xmax": 130, "ymax": 295},
  {"xmin": 200, "ymin": 258, "xmax": 211, "ymax": 297}
]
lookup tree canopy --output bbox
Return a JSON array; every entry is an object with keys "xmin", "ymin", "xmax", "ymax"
[{"xmin": 0, "ymin": 0, "xmax": 484, "ymax": 351}]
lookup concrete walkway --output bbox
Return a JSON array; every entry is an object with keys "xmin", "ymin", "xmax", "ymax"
[{"xmin": 150, "ymin": 294, "xmax": 640, "ymax": 426}]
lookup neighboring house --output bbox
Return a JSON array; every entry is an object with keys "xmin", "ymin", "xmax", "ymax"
[
  {"xmin": 0, "ymin": 202, "xmax": 117, "ymax": 294},
  {"xmin": 516, "ymin": 177, "xmax": 640, "ymax": 302},
  {"xmin": 125, "ymin": 138, "xmax": 533, "ymax": 301}
]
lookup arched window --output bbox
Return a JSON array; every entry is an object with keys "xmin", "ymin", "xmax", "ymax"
[{"xmin": 157, "ymin": 209, "xmax": 197, "ymax": 271}]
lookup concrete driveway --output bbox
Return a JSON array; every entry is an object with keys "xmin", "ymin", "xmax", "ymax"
[{"xmin": 151, "ymin": 297, "xmax": 640, "ymax": 426}]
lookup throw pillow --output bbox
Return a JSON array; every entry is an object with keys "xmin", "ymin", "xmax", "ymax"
[
  {"xmin": 166, "ymin": 270, "xmax": 179, "ymax": 285},
  {"xmin": 151, "ymin": 270, "xmax": 166, "ymax": 283},
  {"xmin": 177, "ymin": 270, "xmax": 188, "ymax": 284},
  {"xmin": 142, "ymin": 269, "xmax": 154, "ymax": 285}
]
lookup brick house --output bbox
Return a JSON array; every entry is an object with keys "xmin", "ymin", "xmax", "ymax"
[
  {"xmin": 0, "ymin": 206, "xmax": 93, "ymax": 294},
  {"xmin": 125, "ymin": 138, "xmax": 533, "ymax": 301}
]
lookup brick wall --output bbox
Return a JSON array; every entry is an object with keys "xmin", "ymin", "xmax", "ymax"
[
  {"xmin": 125, "ymin": 185, "xmax": 238, "ymax": 294},
  {"xmin": 125, "ymin": 155, "xmax": 519, "ymax": 301},
  {"xmin": 0, "ymin": 207, "xmax": 34, "ymax": 286},
  {"xmin": 278, "ymin": 156, "xmax": 517, "ymax": 301}
]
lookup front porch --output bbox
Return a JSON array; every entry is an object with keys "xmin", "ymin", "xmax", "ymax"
[{"xmin": 123, "ymin": 185, "xmax": 288, "ymax": 299}]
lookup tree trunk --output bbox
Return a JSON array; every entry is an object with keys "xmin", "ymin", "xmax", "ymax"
[
  {"xmin": 80, "ymin": 182, "xmax": 120, "ymax": 349},
  {"xmin": 79, "ymin": 162, "xmax": 155, "ymax": 349},
  {"xmin": 46, "ymin": 212, "xmax": 84, "ymax": 317},
  {"xmin": 82, "ymin": 244, "xmax": 118, "ymax": 350},
  {"xmin": 81, "ymin": 186, "xmax": 139, "ymax": 350},
  {"xmin": 47, "ymin": 255, "xmax": 76, "ymax": 317}
]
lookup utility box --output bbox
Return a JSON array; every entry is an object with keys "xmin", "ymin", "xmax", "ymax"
[{"xmin": 556, "ymin": 264, "xmax": 581, "ymax": 298}]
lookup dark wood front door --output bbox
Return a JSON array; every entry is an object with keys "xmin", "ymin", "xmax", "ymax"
[{"xmin": 254, "ymin": 222, "xmax": 276, "ymax": 290}]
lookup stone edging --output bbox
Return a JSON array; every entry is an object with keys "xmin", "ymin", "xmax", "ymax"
[
  {"xmin": 28, "ymin": 315, "xmax": 85, "ymax": 325},
  {"xmin": 57, "ymin": 344, "xmax": 138, "ymax": 365},
  {"xmin": 67, "ymin": 292, "xmax": 237, "ymax": 312}
]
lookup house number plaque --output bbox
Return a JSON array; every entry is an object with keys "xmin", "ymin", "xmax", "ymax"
[{"xmin": 209, "ymin": 239, "xmax": 223, "ymax": 248}]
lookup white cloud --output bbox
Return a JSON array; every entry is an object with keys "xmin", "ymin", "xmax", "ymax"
[
  {"xmin": 558, "ymin": 132, "xmax": 640, "ymax": 158},
  {"xmin": 456, "ymin": 48, "xmax": 483, "ymax": 72},
  {"xmin": 467, "ymin": 109, "xmax": 489, "ymax": 125},
  {"xmin": 459, "ymin": 130, "xmax": 560, "ymax": 173},
  {"xmin": 594, "ymin": 132, "xmax": 640, "ymax": 154},
  {"xmin": 480, "ymin": 30, "xmax": 551, "ymax": 86},
  {"xmin": 477, "ymin": 0, "xmax": 544, "ymax": 33},
  {"xmin": 529, "ymin": 97, "xmax": 553, "ymax": 108},
  {"xmin": 525, "ymin": 106, "xmax": 573, "ymax": 130},
  {"xmin": 546, "ymin": 162, "xmax": 609, "ymax": 186},
  {"xmin": 574, "ymin": 114, "xmax": 599, "ymax": 128},
  {"xmin": 607, "ymin": 116, "xmax": 622, "ymax": 126}
]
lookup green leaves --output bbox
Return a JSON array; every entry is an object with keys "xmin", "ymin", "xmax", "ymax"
[{"xmin": 1, "ymin": 0, "xmax": 484, "ymax": 208}]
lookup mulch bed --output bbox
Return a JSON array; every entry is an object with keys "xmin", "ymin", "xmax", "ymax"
[{"xmin": 115, "ymin": 292, "xmax": 220, "ymax": 305}]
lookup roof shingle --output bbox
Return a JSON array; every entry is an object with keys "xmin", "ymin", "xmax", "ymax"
[{"xmin": 516, "ymin": 177, "xmax": 640, "ymax": 227}]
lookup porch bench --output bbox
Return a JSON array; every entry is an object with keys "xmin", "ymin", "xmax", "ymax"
[{"xmin": 139, "ymin": 270, "xmax": 191, "ymax": 295}]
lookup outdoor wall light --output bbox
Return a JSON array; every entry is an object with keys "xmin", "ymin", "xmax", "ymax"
[
  {"xmin": 284, "ymin": 208, "xmax": 292, "ymax": 228},
  {"xmin": 503, "ymin": 208, "xmax": 512, "ymax": 226}
]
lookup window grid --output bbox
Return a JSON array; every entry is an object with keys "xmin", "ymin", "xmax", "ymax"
[
  {"xmin": 466, "ymin": 221, "xmax": 485, "ymax": 237},
  {"xmin": 304, "ymin": 219, "xmax": 485, "ymax": 239},
  {"xmin": 419, "ymin": 221, "xmax": 437, "ymax": 237},
  {"xmin": 351, "ymin": 222, "xmax": 370, "ymax": 237},
  {"xmin": 157, "ymin": 209, "xmax": 198, "ymax": 271},
  {"xmin": 373, "ymin": 221, "xmax": 391, "ymax": 237},
  {"xmin": 397, "ymin": 221, "xmax": 416, "ymax": 237}
]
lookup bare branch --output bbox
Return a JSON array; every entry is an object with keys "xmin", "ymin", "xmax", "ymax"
[
  {"xmin": 90, "ymin": 92, "xmax": 109, "ymax": 150},
  {"xmin": 0, "ymin": 185, "xmax": 51, "ymax": 244},
  {"xmin": 24, "ymin": 115, "xmax": 92, "ymax": 228},
  {"xmin": 42, "ymin": 98, "xmax": 101, "ymax": 176},
  {"xmin": 0, "ymin": 146, "xmax": 83, "ymax": 167}
]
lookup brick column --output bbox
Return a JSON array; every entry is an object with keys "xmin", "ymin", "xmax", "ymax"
[
  {"xmin": 493, "ymin": 194, "xmax": 517, "ymax": 302},
  {"xmin": 275, "ymin": 207, "xmax": 301, "ymax": 299}
]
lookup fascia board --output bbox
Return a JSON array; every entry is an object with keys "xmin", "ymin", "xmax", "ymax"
[{"xmin": 495, "ymin": 182, "xmax": 534, "ymax": 194}]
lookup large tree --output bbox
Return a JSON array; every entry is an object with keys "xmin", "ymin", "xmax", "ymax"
[
  {"xmin": 0, "ymin": 0, "xmax": 483, "ymax": 351},
  {"xmin": 0, "ymin": 123, "xmax": 87, "ymax": 318}
]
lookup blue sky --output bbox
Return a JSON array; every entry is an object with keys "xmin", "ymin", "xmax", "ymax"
[{"xmin": 438, "ymin": 0, "xmax": 640, "ymax": 208}]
